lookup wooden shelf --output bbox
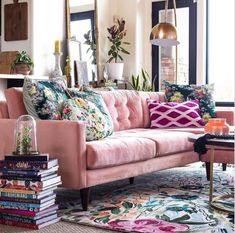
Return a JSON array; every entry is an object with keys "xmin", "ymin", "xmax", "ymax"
[{"xmin": 0, "ymin": 74, "xmax": 49, "ymax": 80}]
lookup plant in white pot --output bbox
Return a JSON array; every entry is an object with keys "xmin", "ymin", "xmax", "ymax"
[{"xmin": 105, "ymin": 18, "xmax": 130, "ymax": 80}]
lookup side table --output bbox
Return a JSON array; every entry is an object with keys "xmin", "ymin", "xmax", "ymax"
[{"xmin": 189, "ymin": 134, "xmax": 234, "ymax": 214}]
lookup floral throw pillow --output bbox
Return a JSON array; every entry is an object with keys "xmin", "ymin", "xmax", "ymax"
[
  {"xmin": 61, "ymin": 98, "xmax": 109, "ymax": 141},
  {"xmin": 163, "ymin": 80, "xmax": 216, "ymax": 123},
  {"xmin": 23, "ymin": 77, "xmax": 68, "ymax": 120},
  {"xmin": 67, "ymin": 87, "xmax": 113, "ymax": 136}
]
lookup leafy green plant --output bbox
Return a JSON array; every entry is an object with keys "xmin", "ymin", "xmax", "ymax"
[
  {"xmin": 84, "ymin": 30, "xmax": 96, "ymax": 65},
  {"xmin": 132, "ymin": 69, "xmax": 155, "ymax": 92},
  {"xmin": 16, "ymin": 126, "xmax": 32, "ymax": 154},
  {"xmin": 12, "ymin": 51, "xmax": 34, "ymax": 69},
  {"xmin": 107, "ymin": 18, "xmax": 130, "ymax": 63}
]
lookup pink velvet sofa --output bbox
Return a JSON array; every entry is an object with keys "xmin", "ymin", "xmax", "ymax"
[{"xmin": 0, "ymin": 88, "xmax": 234, "ymax": 210}]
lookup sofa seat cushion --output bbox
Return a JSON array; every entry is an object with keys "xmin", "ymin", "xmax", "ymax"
[
  {"xmin": 111, "ymin": 128, "xmax": 194, "ymax": 156},
  {"xmin": 86, "ymin": 136, "xmax": 156, "ymax": 169}
]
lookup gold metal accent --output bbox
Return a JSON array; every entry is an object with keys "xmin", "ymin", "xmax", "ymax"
[{"xmin": 150, "ymin": 0, "xmax": 179, "ymax": 82}]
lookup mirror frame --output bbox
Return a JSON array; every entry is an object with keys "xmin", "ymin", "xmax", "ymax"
[{"xmin": 65, "ymin": 0, "xmax": 100, "ymax": 83}]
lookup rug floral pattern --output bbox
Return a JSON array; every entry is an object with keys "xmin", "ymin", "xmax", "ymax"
[{"xmin": 57, "ymin": 165, "xmax": 234, "ymax": 233}]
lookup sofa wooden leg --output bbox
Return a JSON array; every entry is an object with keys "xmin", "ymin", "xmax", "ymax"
[
  {"xmin": 205, "ymin": 162, "xmax": 210, "ymax": 181},
  {"xmin": 80, "ymin": 188, "xmax": 90, "ymax": 211},
  {"xmin": 222, "ymin": 163, "xmax": 227, "ymax": 171},
  {"xmin": 129, "ymin": 177, "xmax": 134, "ymax": 184}
]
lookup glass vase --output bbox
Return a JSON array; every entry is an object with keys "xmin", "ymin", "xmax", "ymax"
[
  {"xmin": 204, "ymin": 118, "xmax": 230, "ymax": 135},
  {"xmin": 13, "ymin": 115, "xmax": 38, "ymax": 155}
]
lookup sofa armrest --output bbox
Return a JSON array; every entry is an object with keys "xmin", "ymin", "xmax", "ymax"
[
  {"xmin": 0, "ymin": 119, "xmax": 87, "ymax": 189},
  {"xmin": 216, "ymin": 110, "xmax": 234, "ymax": 126},
  {"xmin": 0, "ymin": 101, "xmax": 9, "ymax": 119}
]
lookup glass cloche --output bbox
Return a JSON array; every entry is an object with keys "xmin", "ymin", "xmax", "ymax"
[{"xmin": 13, "ymin": 115, "xmax": 38, "ymax": 155}]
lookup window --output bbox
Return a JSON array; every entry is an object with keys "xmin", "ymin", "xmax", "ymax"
[
  {"xmin": 152, "ymin": 0, "xmax": 197, "ymax": 91},
  {"xmin": 207, "ymin": 0, "xmax": 234, "ymax": 106}
]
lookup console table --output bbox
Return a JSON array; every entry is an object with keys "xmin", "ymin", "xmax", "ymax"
[
  {"xmin": 189, "ymin": 134, "xmax": 234, "ymax": 214},
  {"xmin": 0, "ymin": 74, "xmax": 49, "ymax": 100}
]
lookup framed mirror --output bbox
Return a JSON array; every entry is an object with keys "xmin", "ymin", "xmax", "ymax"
[{"xmin": 66, "ymin": 0, "xmax": 99, "ymax": 86}]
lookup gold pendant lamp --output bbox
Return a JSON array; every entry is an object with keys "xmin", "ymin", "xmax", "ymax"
[{"xmin": 150, "ymin": 0, "xmax": 179, "ymax": 46}]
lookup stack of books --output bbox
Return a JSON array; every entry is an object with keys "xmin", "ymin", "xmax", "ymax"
[{"xmin": 0, "ymin": 154, "xmax": 61, "ymax": 229}]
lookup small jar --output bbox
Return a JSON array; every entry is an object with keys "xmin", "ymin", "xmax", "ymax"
[
  {"xmin": 13, "ymin": 115, "xmax": 38, "ymax": 155},
  {"xmin": 204, "ymin": 118, "xmax": 230, "ymax": 135}
]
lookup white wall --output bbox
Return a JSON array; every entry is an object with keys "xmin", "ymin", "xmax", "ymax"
[
  {"xmin": 98, "ymin": 0, "xmax": 206, "ymax": 84},
  {"xmin": 1, "ymin": 0, "xmax": 66, "ymax": 76},
  {"xmin": 32, "ymin": 0, "xmax": 66, "ymax": 76}
]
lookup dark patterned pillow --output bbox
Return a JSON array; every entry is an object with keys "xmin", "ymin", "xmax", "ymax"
[
  {"xmin": 23, "ymin": 77, "xmax": 69, "ymax": 120},
  {"xmin": 163, "ymin": 80, "xmax": 216, "ymax": 123}
]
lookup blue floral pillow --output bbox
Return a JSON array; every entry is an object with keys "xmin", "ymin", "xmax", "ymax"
[
  {"xmin": 23, "ymin": 77, "xmax": 69, "ymax": 120},
  {"xmin": 163, "ymin": 80, "xmax": 216, "ymax": 123},
  {"xmin": 67, "ymin": 87, "xmax": 113, "ymax": 136}
]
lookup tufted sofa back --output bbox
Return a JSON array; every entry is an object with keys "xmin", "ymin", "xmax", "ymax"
[
  {"xmin": 3, "ymin": 88, "xmax": 166, "ymax": 131},
  {"xmin": 101, "ymin": 90, "xmax": 165, "ymax": 131}
]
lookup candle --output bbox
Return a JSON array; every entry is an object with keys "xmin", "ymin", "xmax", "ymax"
[{"xmin": 54, "ymin": 40, "xmax": 61, "ymax": 53}]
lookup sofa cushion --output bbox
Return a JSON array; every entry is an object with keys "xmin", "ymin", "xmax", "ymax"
[
  {"xmin": 86, "ymin": 135, "xmax": 156, "ymax": 169},
  {"xmin": 5, "ymin": 88, "xmax": 27, "ymax": 119},
  {"xmin": 147, "ymin": 99, "xmax": 204, "ymax": 128},
  {"xmin": 101, "ymin": 90, "xmax": 144, "ymax": 131},
  {"xmin": 61, "ymin": 98, "xmax": 110, "ymax": 141},
  {"xmin": 86, "ymin": 128, "xmax": 194, "ymax": 169},
  {"xmin": 0, "ymin": 101, "xmax": 9, "ymax": 119},
  {"xmin": 113, "ymin": 128, "xmax": 194, "ymax": 156}
]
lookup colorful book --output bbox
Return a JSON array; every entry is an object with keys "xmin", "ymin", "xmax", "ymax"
[
  {"xmin": 0, "ymin": 193, "xmax": 56, "ymax": 204},
  {"xmin": 0, "ymin": 172, "xmax": 58, "ymax": 182},
  {"xmin": 0, "ymin": 176, "xmax": 61, "ymax": 191},
  {"xmin": 0, "ymin": 159, "xmax": 58, "ymax": 170},
  {"xmin": 0, "ymin": 165, "xmax": 59, "ymax": 176},
  {"xmin": 0, "ymin": 199, "xmax": 55, "ymax": 212},
  {"xmin": 0, "ymin": 213, "xmax": 58, "ymax": 225},
  {"xmin": 0, "ymin": 189, "xmax": 55, "ymax": 200},
  {"xmin": 0, "ymin": 181, "xmax": 61, "ymax": 195},
  {"xmin": 0, "ymin": 216, "xmax": 60, "ymax": 229},
  {"xmin": 4, "ymin": 154, "xmax": 49, "ymax": 162},
  {"xmin": 0, "ymin": 204, "xmax": 59, "ymax": 217}
]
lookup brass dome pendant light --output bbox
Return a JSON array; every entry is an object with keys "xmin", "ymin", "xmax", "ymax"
[{"xmin": 150, "ymin": 0, "xmax": 179, "ymax": 46}]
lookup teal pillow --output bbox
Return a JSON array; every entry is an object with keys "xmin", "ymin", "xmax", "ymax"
[
  {"xmin": 62, "ymin": 98, "xmax": 109, "ymax": 141},
  {"xmin": 67, "ymin": 87, "xmax": 113, "ymax": 136},
  {"xmin": 23, "ymin": 77, "xmax": 68, "ymax": 120},
  {"xmin": 163, "ymin": 80, "xmax": 216, "ymax": 123}
]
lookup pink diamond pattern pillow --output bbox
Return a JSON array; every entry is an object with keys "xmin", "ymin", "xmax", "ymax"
[{"xmin": 147, "ymin": 99, "xmax": 204, "ymax": 128}]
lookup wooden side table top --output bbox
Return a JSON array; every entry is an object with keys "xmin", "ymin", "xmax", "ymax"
[{"xmin": 188, "ymin": 134, "xmax": 234, "ymax": 148}]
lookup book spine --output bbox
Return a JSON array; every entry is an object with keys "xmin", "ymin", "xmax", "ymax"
[
  {"xmin": 0, "ymin": 179, "xmax": 43, "ymax": 191},
  {"xmin": 4, "ymin": 154, "xmax": 49, "ymax": 161},
  {"xmin": 0, "ymin": 191, "xmax": 37, "ymax": 199},
  {"xmin": 0, "ymin": 219, "xmax": 37, "ymax": 229},
  {"xmin": 0, "ymin": 188, "xmax": 36, "ymax": 194},
  {"xmin": 0, "ymin": 208, "xmax": 36, "ymax": 217},
  {"xmin": 0, "ymin": 176, "xmax": 42, "ymax": 181},
  {"xmin": 0, "ymin": 204, "xmax": 40, "ymax": 212},
  {"xmin": 1, "ymin": 169, "xmax": 39, "ymax": 176},
  {"xmin": 0, "ymin": 160, "xmax": 55, "ymax": 170},
  {"xmin": 0, "ymin": 196, "xmax": 40, "ymax": 204},
  {"xmin": 0, "ymin": 201, "xmax": 41, "ymax": 208},
  {"xmin": 0, "ymin": 214, "xmax": 36, "ymax": 224}
]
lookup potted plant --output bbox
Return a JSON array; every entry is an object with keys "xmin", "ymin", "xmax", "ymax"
[
  {"xmin": 11, "ymin": 51, "xmax": 34, "ymax": 75},
  {"xmin": 105, "ymin": 18, "xmax": 130, "ymax": 80}
]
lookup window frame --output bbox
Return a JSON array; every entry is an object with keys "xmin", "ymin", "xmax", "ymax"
[
  {"xmin": 70, "ymin": 10, "xmax": 95, "ymax": 42},
  {"xmin": 206, "ymin": 0, "xmax": 234, "ymax": 107},
  {"xmin": 152, "ymin": 0, "xmax": 197, "ymax": 91}
]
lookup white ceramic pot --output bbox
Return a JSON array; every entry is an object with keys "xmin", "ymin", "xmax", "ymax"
[{"xmin": 105, "ymin": 63, "xmax": 124, "ymax": 80}]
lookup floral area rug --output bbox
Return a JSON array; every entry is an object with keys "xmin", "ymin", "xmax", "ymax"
[{"xmin": 56, "ymin": 164, "xmax": 234, "ymax": 233}]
